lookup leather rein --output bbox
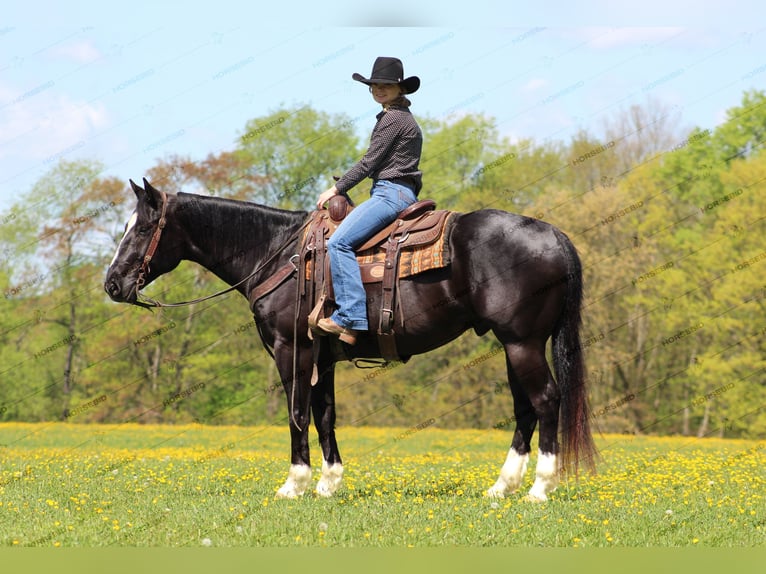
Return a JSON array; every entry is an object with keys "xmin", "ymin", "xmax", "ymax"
[{"xmin": 129, "ymin": 191, "xmax": 309, "ymax": 310}]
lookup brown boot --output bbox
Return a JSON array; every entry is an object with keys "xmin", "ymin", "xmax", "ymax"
[{"xmin": 316, "ymin": 317, "xmax": 358, "ymax": 345}]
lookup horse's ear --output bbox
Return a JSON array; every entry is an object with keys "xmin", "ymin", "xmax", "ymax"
[
  {"xmin": 142, "ymin": 178, "xmax": 162, "ymax": 210},
  {"xmin": 129, "ymin": 179, "xmax": 144, "ymax": 198}
]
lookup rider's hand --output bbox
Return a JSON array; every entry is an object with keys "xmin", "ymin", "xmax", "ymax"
[{"xmin": 316, "ymin": 186, "xmax": 339, "ymax": 210}]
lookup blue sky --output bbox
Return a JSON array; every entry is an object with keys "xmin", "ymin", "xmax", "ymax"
[{"xmin": 1, "ymin": 1, "xmax": 765, "ymax": 212}]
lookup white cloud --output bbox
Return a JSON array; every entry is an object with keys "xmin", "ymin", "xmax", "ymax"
[
  {"xmin": 522, "ymin": 78, "xmax": 548, "ymax": 92},
  {"xmin": 589, "ymin": 27, "xmax": 688, "ymax": 49},
  {"xmin": 49, "ymin": 40, "xmax": 103, "ymax": 63},
  {"xmin": 0, "ymin": 86, "xmax": 109, "ymax": 161}
]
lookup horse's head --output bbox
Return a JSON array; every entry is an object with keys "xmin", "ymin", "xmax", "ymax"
[{"xmin": 104, "ymin": 178, "xmax": 183, "ymax": 306}]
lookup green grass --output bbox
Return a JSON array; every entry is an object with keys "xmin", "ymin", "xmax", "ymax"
[{"xmin": 0, "ymin": 422, "xmax": 764, "ymax": 547}]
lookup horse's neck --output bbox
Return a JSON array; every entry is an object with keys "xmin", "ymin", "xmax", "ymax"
[{"xmin": 177, "ymin": 194, "xmax": 305, "ymax": 289}]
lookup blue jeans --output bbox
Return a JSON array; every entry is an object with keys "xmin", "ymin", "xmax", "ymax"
[{"xmin": 327, "ymin": 180, "xmax": 417, "ymax": 330}]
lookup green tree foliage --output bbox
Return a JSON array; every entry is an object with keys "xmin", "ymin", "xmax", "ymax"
[
  {"xmin": 418, "ymin": 114, "xmax": 500, "ymax": 208},
  {"xmin": 713, "ymin": 89, "xmax": 766, "ymax": 163},
  {"xmin": 235, "ymin": 106, "xmax": 361, "ymax": 209},
  {"xmin": 2, "ymin": 95, "xmax": 764, "ymax": 439},
  {"xmin": 533, "ymin": 92, "xmax": 766, "ymax": 438}
]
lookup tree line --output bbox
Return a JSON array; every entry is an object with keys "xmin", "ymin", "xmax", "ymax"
[{"xmin": 1, "ymin": 90, "xmax": 764, "ymax": 439}]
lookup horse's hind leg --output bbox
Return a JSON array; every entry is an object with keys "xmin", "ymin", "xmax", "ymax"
[
  {"xmin": 486, "ymin": 356, "xmax": 535, "ymax": 497},
  {"xmin": 312, "ymin": 343, "xmax": 343, "ymax": 497},
  {"xmin": 488, "ymin": 341, "xmax": 560, "ymax": 501}
]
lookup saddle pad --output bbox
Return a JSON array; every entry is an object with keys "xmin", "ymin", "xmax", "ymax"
[{"xmin": 357, "ymin": 212, "xmax": 455, "ymax": 281}]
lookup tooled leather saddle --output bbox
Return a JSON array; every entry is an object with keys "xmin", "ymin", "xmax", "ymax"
[{"xmin": 303, "ymin": 194, "xmax": 454, "ymax": 363}]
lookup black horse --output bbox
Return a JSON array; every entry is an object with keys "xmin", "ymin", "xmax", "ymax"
[{"xmin": 105, "ymin": 179, "xmax": 597, "ymax": 501}]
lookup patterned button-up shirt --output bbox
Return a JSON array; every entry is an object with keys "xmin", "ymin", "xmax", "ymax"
[{"xmin": 335, "ymin": 105, "xmax": 423, "ymax": 195}]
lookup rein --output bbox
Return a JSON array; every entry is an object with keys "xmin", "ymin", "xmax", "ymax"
[{"xmin": 130, "ymin": 193, "xmax": 311, "ymax": 310}]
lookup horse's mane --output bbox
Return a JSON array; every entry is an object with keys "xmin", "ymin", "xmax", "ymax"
[{"xmin": 175, "ymin": 192, "xmax": 308, "ymax": 248}]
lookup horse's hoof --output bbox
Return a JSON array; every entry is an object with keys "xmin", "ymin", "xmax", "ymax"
[
  {"xmin": 315, "ymin": 462, "xmax": 343, "ymax": 497},
  {"xmin": 275, "ymin": 487, "xmax": 303, "ymax": 500},
  {"xmin": 523, "ymin": 492, "xmax": 548, "ymax": 503},
  {"xmin": 485, "ymin": 486, "xmax": 506, "ymax": 499},
  {"xmin": 316, "ymin": 478, "xmax": 340, "ymax": 497},
  {"xmin": 315, "ymin": 483, "xmax": 335, "ymax": 498}
]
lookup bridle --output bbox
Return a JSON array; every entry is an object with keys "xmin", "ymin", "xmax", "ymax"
[
  {"xmin": 133, "ymin": 191, "xmax": 168, "ymax": 299},
  {"xmin": 127, "ymin": 191, "xmax": 309, "ymax": 310}
]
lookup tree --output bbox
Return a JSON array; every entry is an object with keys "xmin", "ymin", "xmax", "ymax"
[
  {"xmin": 535, "ymin": 91, "xmax": 766, "ymax": 437},
  {"xmin": 417, "ymin": 114, "xmax": 500, "ymax": 209},
  {"xmin": 713, "ymin": 89, "xmax": 766, "ymax": 164},
  {"xmin": 566, "ymin": 129, "xmax": 621, "ymax": 197},
  {"xmin": 1, "ymin": 160, "xmax": 129, "ymax": 419},
  {"xmin": 235, "ymin": 105, "xmax": 361, "ymax": 209},
  {"xmin": 602, "ymin": 96, "xmax": 684, "ymax": 176},
  {"xmin": 150, "ymin": 152, "xmax": 267, "ymax": 201}
]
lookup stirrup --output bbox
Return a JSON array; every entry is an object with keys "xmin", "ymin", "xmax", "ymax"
[{"xmin": 307, "ymin": 295, "xmax": 326, "ymax": 340}]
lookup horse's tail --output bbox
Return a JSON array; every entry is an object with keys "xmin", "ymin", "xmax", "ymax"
[{"xmin": 551, "ymin": 228, "xmax": 598, "ymax": 476}]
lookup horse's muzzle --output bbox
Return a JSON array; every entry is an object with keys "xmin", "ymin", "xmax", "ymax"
[
  {"xmin": 104, "ymin": 278, "xmax": 123, "ymax": 301},
  {"xmin": 104, "ymin": 272, "xmax": 136, "ymax": 303}
]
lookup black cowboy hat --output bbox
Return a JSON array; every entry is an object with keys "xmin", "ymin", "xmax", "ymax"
[{"xmin": 352, "ymin": 56, "xmax": 420, "ymax": 94}]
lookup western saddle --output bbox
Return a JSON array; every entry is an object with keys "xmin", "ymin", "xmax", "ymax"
[{"xmin": 303, "ymin": 194, "xmax": 451, "ymax": 363}]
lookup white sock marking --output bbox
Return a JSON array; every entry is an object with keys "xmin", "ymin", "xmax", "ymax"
[
  {"xmin": 316, "ymin": 460, "xmax": 344, "ymax": 497},
  {"xmin": 275, "ymin": 464, "xmax": 312, "ymax": 499},
  {"xmin": 527, "ymin": 451, "xmax": 559, "ymax": 502},
  {"xmin": 486, "ymin": 447, "xmax": 529, "ymax": 498}
]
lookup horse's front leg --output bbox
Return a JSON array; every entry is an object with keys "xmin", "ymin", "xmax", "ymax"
[
  {"xmin": 274, "ymin": 341, "xmax": 314, "ymax": 499},
  {"xmin": 312, "ymin": 341, "xmax": 343, "ymax": 497}
]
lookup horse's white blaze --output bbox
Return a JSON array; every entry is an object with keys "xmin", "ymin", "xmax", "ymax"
[
  {"xmin": 316, "ymin": 460, "xmax": 344, "ymax": 497},
  {"xmin": 527, "ymin": 451, "xmax": 559, "ymax": 502},
  {"xmin": 486, "ymin": 447, "xmax": 529, "ymax": 498},
  {"xmin": 275, "ymin": 464, "xmax": 312, "ymax": 499},
  {"xmin": 110, "ymin": 211, "xmax": 138, "ymax": 267}
]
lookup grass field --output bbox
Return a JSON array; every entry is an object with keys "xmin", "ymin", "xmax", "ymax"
[{"xmin": 0, "ymin": 422, "xmax": 763, "ymax": 547}]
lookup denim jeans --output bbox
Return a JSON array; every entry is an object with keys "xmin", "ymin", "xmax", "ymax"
[{"xmin": 327, "ymin": 180, "xmax": 417, "ymax": 330}]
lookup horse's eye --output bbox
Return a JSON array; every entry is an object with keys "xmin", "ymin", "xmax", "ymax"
[{"xmin": 137, "ymin": 226, "xmax": 151, "ymax": 236}]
